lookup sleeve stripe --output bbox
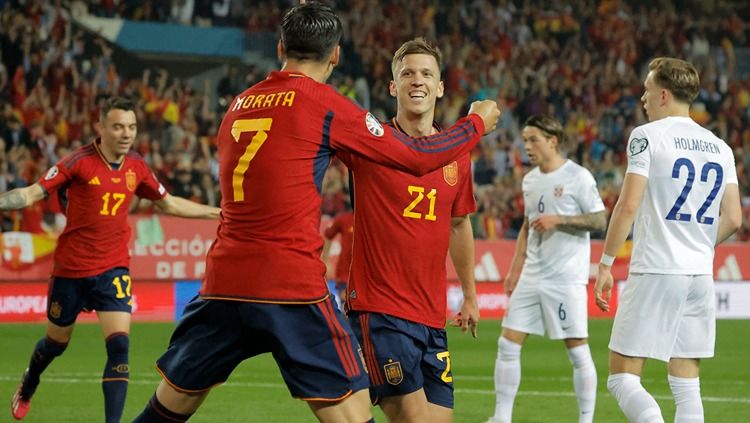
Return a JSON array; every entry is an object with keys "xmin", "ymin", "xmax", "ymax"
[{"xmin": 390, "ymin": 120, "xmax": 474, "ymax": 153}]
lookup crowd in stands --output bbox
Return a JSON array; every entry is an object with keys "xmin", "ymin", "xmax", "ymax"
[{"xmin": 1, "ymin": 0, "xmax": 749, "ymax": 241}]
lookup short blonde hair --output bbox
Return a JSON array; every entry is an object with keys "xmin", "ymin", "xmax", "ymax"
[
  {"xmin": 648, "ymin": 57, "xmax": 700, "ymax": 104},
  {"xmin": 391, "ymin": 37, "xmax": 442, "ymax": 79}
]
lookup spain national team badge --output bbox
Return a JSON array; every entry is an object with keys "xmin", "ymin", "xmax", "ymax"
[
  {"xmin": 384, "ymin": 360, "xmax": 403, "ymax": 385},
  {"xmin": 554, "ymin": 184, "xmax": 564, "ymax": 197},
  {"xmin": 49, "ymin": 301, "xmax": 62, "ymax": 319},
  {"xmin": 443, "ymin": 161, "xmax": 458, "ymax": 186},
  {"xmin": 125, "ymin": 169, "xmax": 137, "ymax": 192}
]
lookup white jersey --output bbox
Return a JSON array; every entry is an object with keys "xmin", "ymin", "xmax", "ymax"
[
  {"xmin": 521, "ymin": 160, "xmax": 605, "ymax": 284},
  {"xmin": 626, "ymin": 116, "xmax": 738, "ymax": 275}
]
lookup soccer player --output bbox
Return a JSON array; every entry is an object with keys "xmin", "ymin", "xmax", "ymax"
[
  {"xmin": 338, "ymin": 37, "xmax": 480, "ymax": 423},
  {"xmin": 132, "ymin": 3, "xmax": 500, "ymax": 423},
  {"xmin": 323, "ymin": 205, "xmax": 354, "ymax": 306},
  {"xmin": 595, "ymin": 57, "xmax": 741, "ymax": 423},
  {"xmin": 4, "ymin": 96, "xmax": 220, "ymax": 422},
  {"xmin": 487, "ymin": 115, "xmax": 606, "ymax": 423}
]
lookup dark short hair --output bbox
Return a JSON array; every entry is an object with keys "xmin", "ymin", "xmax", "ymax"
[
  {"xmin": 391, "ymin": 37, "xmax": 442, "ymax": 78},
  {"xmin": 524, "ymin": 114, "xmax": 566, "ymax": 149},
  {"xmin": 648, "ymin": 57, "xmax": 700, "ymax": 104},
  {"xmin": 281, "ymin": 2, "xmax": 343, "ymax": 62},
  {"xmin": 100, "ymin": 97, "xmax": 136, "ymax": 121}
]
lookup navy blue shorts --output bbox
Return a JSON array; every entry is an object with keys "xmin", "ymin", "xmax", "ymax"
[
  {"xmin": 47, "ymin": 267, "xmax": 132, "ymax": 326},
  {"xmin": 156, "ymin": 296, "xmax": 369, "ymax": 401},
  {"xmin": 349, "ymin": 312, "xmax": 454, "ymax": 408}
]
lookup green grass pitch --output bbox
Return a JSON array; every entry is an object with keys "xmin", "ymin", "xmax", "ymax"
[{"xmin": 1, "ymin": 319, "xmax": 748, "ymax": 422}]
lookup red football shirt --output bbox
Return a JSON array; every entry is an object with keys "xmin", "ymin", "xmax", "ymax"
[
  {"xmin": 324, "ymin": 210, "xmax": 354, "ymax": 283},
  {"xmin": 201, "ymin": 71, "xmax": 484, "ymax": 302},
  {"xmin": 339, "ymin": 120, "xmax": 476, "ymax": 328},
  {"xmin": 38, "ymin": 140, "xmax": 166, "ymax": 277}
]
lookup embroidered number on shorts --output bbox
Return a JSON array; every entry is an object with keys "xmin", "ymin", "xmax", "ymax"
[
  {"xmin": 112, "ymin": 275, "xmax": 132, "ymax": 299},
  {"xmin": 436, "ymin": 351, "xmax": 453, "ymax": 383},
  {"xmin": 558, "ymin": 303, "xmax": 566, "ymax": 321}
]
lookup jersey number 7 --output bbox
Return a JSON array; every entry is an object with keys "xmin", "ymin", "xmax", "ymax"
[{"xmin": 230, "ymin": 118, "xmax": 273, "ymax": 201}]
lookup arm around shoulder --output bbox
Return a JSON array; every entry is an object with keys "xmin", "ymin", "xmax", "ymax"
[
  {"xmin": 0, "ymin": 183, "xmax": 45, "ymax": 211},
  {"xmin": 154, "ymin": 194, "xmax": 220, "ymax": 219}
]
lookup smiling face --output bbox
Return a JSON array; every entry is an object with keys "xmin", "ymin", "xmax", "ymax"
[
  {"xmin": 390, "ymin": 53, "xmax": 444, "ymax": 117},
  {"xmin": 97, "ymin": 108, "xmax": 137, "ymax": 162}
]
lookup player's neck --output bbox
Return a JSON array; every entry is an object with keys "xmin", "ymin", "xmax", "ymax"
[
  {"xmin": 281, "ymin": 60, "xmax": 332, "ymax": 84},
  {"xmin": 539, "ymin": 155, "xmax": 566, "ymax": 173},
  {"xmin": 656, "ymin": 104, "xmax": 691, "ymax": 121},
  {"xmin": 97, "ymin": 141, "xmax": 125, "ymax": 164},
  {"xmin": 394, "ymin": 111, "xmax": 436, "ymax": 136}
]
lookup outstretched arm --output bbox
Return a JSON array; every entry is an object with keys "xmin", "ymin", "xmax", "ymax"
[
  {"xmin": 0, "ymin": 184, "xmax": 45, "ymax": 211},
  {"xmin": 154, "ymin": 194, "xmax": 220, "ymax": 219}
]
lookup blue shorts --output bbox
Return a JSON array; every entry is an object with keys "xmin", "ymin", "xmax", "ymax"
[
  {"xmin": 47, "ymin": 267, "xmax": 132, "ymax": 326},
  {"xmin": 349, "ymin": 312, "xmax": 454, "ymax": 408},
  {"xmin": 156, "ymin": 296, "xmax": 369, "ymax": 401}
]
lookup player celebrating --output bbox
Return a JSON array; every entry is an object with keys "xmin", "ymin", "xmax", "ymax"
[
  {"xmin": 5, "ymin": 96, "xmax": 220, "ymax": 422},
  {"xmin": 337, "ymin": 37, "xmax": 479, "ymax": 422},
  {"xmin": 132, "ymin": 3, "xmax": 500, "ymax": 423},
  {"xmin": 487, "ymin": 115, "xmax": 606, "ymax": 423},
  {"xmin": 595, "ymin": 57, "xmax": 741, "ymax": 423}
]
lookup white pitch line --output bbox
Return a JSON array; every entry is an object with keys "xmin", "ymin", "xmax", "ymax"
[{"xmin": 1, "ymin": 376, "xmax": 748, "ymax": 405}]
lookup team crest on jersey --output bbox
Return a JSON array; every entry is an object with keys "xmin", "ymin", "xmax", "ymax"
[
  {"xmin": 629, "ymin": 138, "xmax": 648, "ymax": 156},
  {"xmin": 365, "ymin": 113, "xmax": 384, "ymax": 137},
  {"xmin": 125, "ymin": 169, "xmax": 137, "ymax": 192},
  {"xmin": 44, "ymin": 166, "xmax": 59, "ymax": 180},
  {"xmin": 554, "ymin": 184, "xmax": 564, "ymax": 197},
  {"xmin": 384, "ymin": 360, "xmax": 403, "ymax": 385},
  {"xmin": 49, "ymin": 301, "xmax": 62, "ymax": 319},
  {"xmin": 443, "ymin": 161, "xmax": 458, "ymax": 186}
]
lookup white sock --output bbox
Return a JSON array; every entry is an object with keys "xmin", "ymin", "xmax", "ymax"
[
  {"xmin": 607, "ymin": 373, "xmax": 664, "ymax": 423},
  {"xmin": 491, "ymin": 337, "xmax": 522, "ymax": 423},
  {"xmin": 668, "ymin": 375, "xmax": 703, "ymax": 422},
  {"xmin": 566, "ymin": 344, "xmax": 597, "ymax": 423}
]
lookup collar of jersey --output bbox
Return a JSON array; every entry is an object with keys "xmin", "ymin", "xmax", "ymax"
[{"xmin": 93, "ymin": 139, "xmax": 126, "ymax": 171}]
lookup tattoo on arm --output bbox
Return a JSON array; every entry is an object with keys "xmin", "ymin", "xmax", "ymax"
[
  {"xmin": 0, "ymin": 190, "xmax": 27, "ymax": 211},
  {"xmin": 558, "ymin": 210, "xmax": 608, "ymax": 232}
]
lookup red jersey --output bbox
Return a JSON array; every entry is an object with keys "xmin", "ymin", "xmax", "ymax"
[
  {"xmin": 201, "ymin": 71, "xmax": 484, "ymax": 303},
  {"xmin": 324, "ymin": 210, "xmax": 354, "ymax": 283},
  {"xmin": 340, "ymin": 120, "xmax": 476, "ymax": 328},
  {"xmin": 37, "ymin": 140, "xmax": 166, "ymax": 277}
]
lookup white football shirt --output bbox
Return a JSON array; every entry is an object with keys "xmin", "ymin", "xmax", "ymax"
[
  {"xmin": 521, "ymin": 160, "xmax": 605, "ymax": 284},
  {"xmin": 626, "ymin": 116, "xmax": 738, "ymax": 275}
]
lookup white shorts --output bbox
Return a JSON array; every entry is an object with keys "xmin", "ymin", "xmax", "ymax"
[
  {"xmin": 502, "ymin": 281, "xmax": 588, "ymax": 340},
  {"xmin": 609, "ymin": 273, "xmax": 715, "ymax": 362}
]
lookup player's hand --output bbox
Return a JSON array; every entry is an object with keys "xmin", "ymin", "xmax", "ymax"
[
  {"xmin": 503, "ymin": 272, "xmax": 519, "ymax": 296},
  {"xmin": 468, "ymin": 100, "xmax": 500, "ymax": 135},
  {"xmin": 451, "ymin": 294, "xmax": 479, "ymax": 338},
  {"xmin": 529, "ymin": 215, "xmax": 560, "ymax": 233},
  {"xmin": 594, "ymin": 264, "xmax": 614, "ymax": 312}
]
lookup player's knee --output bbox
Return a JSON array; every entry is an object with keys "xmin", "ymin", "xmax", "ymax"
[
  {"xmin": 566, "ymin": 344, "xmax": 593, "ymax": 369},
  {"xmin": 498, "ymin": 337, "xmax": 521, "ymax": 361},
  {"xmin": 607, "ymin": 373, "xmax": 636, "ymax": 399},
  {"xmin": 37, "ymin": 336, "xmax": 68, "ymax": 360}
]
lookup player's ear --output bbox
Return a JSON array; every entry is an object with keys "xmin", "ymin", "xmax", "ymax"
[
  {"xmin": 277, "ymin": 40, "xmax": 285, "ymax": 62},
  {"xmin": 330, "ymin": 45, "xmax": 340, "ymax": 66},
  {"xmin": 389, "ymin": 80, "xmax": 397, "ymax": 97},
  {"xmin": 436, "ymin": 80, "xmax": 445, "ymax": 99},
  {"xmin": 94, "ymin": 121, "xmax": 104, "ymax": 137}
]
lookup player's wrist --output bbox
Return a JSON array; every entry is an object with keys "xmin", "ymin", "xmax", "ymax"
[{"xmin": 600, "ymin": 253, "xmax": 615, "ymax": 267}]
